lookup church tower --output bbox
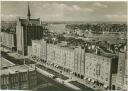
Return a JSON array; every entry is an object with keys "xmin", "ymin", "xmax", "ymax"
[
  {"xmin": 27, "ymin": 2, "xmax": 31, "ymax": 20},
  {"xmin": 16, "ymin": 2, "xmax": 45, "ymax": 56}
]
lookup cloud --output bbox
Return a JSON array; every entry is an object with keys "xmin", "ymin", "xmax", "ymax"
[
  {"xmin": 105, "ymin": 14, "xmax": 127, "ymax": 18},
  {"xmin": 72, "ymin": 5, "xmax": 81, "ymax": 11},
  {"xmin": 1, "ymin": 2, "xmax": 126, "ymax": 22},
  {"xmin": 93, "ymin": 2, "xmax": 108, "ymax": 8},
  {"xmin": 42, "ymin": 3, "xmax": 81, "ymax": 12},
  {"xmin": 83, "ymin": 8, "xmax": 94, "ymax": 12},
  {"xmin": 105, "ymin": 14, "xmax": 127, "ymax": 21},
  {"xmin": 32, "ymin": 3, "xmax": 94, "ymax": 21},
  {"xmin": 1, "ymin": 14, "xmax": 24, "ymax": 21}
]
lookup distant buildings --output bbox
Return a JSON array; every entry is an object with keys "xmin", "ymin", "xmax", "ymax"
[
  {"xmin": 1, "ymin": 58, "xmax": 37, "ymax": 90},
  {"xmin": 16, "ymin": 4, "xmax": 45, "ymax": 56},
  {"xmin": 1, "ymin": 21, "xmax": 16, "ymax": 33},
  {"xmin": 47, "ymin": 23, "xmax": 66, "ymax": 34},
  {"xmin": 1, "ymin": 20, "xmax": 17, "ymax": 51}
]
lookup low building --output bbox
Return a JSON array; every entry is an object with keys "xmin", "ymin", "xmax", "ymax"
[{"xmin": 1, "ymin": 64, "xmax": 37, "ymax": 90}]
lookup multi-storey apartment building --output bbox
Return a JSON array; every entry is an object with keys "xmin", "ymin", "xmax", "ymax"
[
  {"xmin": 1, "ymin": 59, "xmax": 37, "ymax": 90},
  {"xmin": 47, "ymin": 43, "xmax": 75, "ymax": 71},
  {"xmin": 116, "ymin": 45, "xmax": 127, "ymax": 90},
  {"xmin": 27, "ymin": 46, "xmax": 32, "ymax": 58},
  {"xmin": 32, "ymin": 40, "xmax": 75, "ymax": 71},
  {"xmin": 84, "ymin": 52, "xmax": 118, "ymax": 89},
  {"xmin": 1, "ymin": 32, "xmax": 16, "ymax": 51},
  {"xmin": 32, "ymin": 39, "xmax": 47, "ymax": 61},
  {"xmin": 123, "ymin": 52, "xmax": 128, "ymax": 90},
  {"xmin": 31, "ymin": 38, "xmax": 121, "ymax": 90},
  {"xmin": 74, "ymin": 46, "xmax": 85, "ymax": 76}
]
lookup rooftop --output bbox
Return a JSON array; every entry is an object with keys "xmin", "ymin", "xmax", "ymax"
[
  {"xmin": 0, "ymin": 57, "xmax": 15, "ymax": 69},
  {"xmin": 1, "ymin": 65, "xmax": 35, "ymax": 75},
  {"xmin": 19, "ymin": 18, "xmax": 41, "ymax": 26},
  {"xmin": 32, "ymin": 39, "xmax": 42, "ymax": 44}
]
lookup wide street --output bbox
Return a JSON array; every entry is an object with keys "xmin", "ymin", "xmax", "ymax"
[
  {"xmin": 35, "ymin": 72, "xmax": 94, "ymax": 91},
  {"xmin": 35, "ymin": 72, "xmax": 75, "ymax": 91},
  {"xmin": 1, "ymin": 50, "xmax": 94, "ymax": 91}
]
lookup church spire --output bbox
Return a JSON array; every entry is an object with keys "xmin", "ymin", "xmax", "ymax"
[{"xmin": 27, "ymin": 2, "xmax": 31, "ymax": 20}]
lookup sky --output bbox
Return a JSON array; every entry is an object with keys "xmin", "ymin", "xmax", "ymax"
[{"xmin": 1, "ymin": 1, "xmax": 127, "ymax": 22}]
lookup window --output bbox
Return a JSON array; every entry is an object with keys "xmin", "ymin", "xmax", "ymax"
[
  {"xmin": 93, "ymin": 73, "xmax": 95, "ymax": 76},
  {"xmin": 107, "ymin": 62, "xmax": 109, "ymax": 65},
  {"xmin": 96, "ymin": 64, "xmax": 101, "ymax": 76},
  {"xmin": 86, "ymin": 67, "xmax": 88, "ymax": 69},
  {"xmin": 106, "ymin": 78, "xmax": 108, "ymax": 81},
  {"xmin": 90, "ymin": 63, "xmax": 92, "ymax": 66},
  {"xmin": 101, "ymin": 76, "xmax": 103, "ymax": 80},
  {"xmin": 94, "ymin": 68, "xmax": 95, "ymax": 71}
]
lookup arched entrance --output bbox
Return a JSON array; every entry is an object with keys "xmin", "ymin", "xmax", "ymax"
[{"xmin": 112, "ymin": 85, "xmax": 115, "ymax": 90}]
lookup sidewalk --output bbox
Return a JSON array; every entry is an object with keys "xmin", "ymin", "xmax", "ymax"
[
  {"xmin": 30, "ymin": 59, "xmax": 100, "ymax": 90},
  {"xmin": 45, "ymin": 63, "xmax": 105, "ymax": 90},
  {"xmin": 64, "ymin": 79, "xmax": 76, "ymax": 83},
  {"xmin": 35, "ymin": 65, "xmax": 81, "ymax": 91},
  {"xmin": 40, "ymin": 62, "xmax": 97, "ymax": 90}
]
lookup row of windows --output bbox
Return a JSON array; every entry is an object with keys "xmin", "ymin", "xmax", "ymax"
[{"xmin": 1, "ymin": 76, "xmax": 9, "ymax": 85}]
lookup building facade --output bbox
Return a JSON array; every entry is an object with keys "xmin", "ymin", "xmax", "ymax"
[
  {"xmin": 30, "ymin": 38, "xmax": 121, "ymax": 90},
  {"xmin": 73, "ymin": 48, "xmax": 118, "ymax": 89},
  {"xmin": 1, "ymin": 65, "xmax": 37, "ymax": 90},
  {"xmin": 27, "ymin": 46, "xmax": 32, "ymax": 57},
  {"xmin": 74, "ymin": 46, "xmax": 85, "ymax": 76},
  {"xmin": 47, "ymin": 43, "xmax": 75, "ymax": 71},
  {"xmin": 16, "ymin": 4, "xmax": 45, "ymax": 56},
  {"xmin": 1, "ymin": 32, "xmax": 16, "ymax": 51},
  {"xmin": 116, "ymin": 46, "xmax": 127, "ymax": 90},
  {"xmin": 32, "ymin": 39, "xmax": 47, "ymax": 61},
  {"xmin": 123, "ymin": 53, "xmax": 128, "ymax": 90}
]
